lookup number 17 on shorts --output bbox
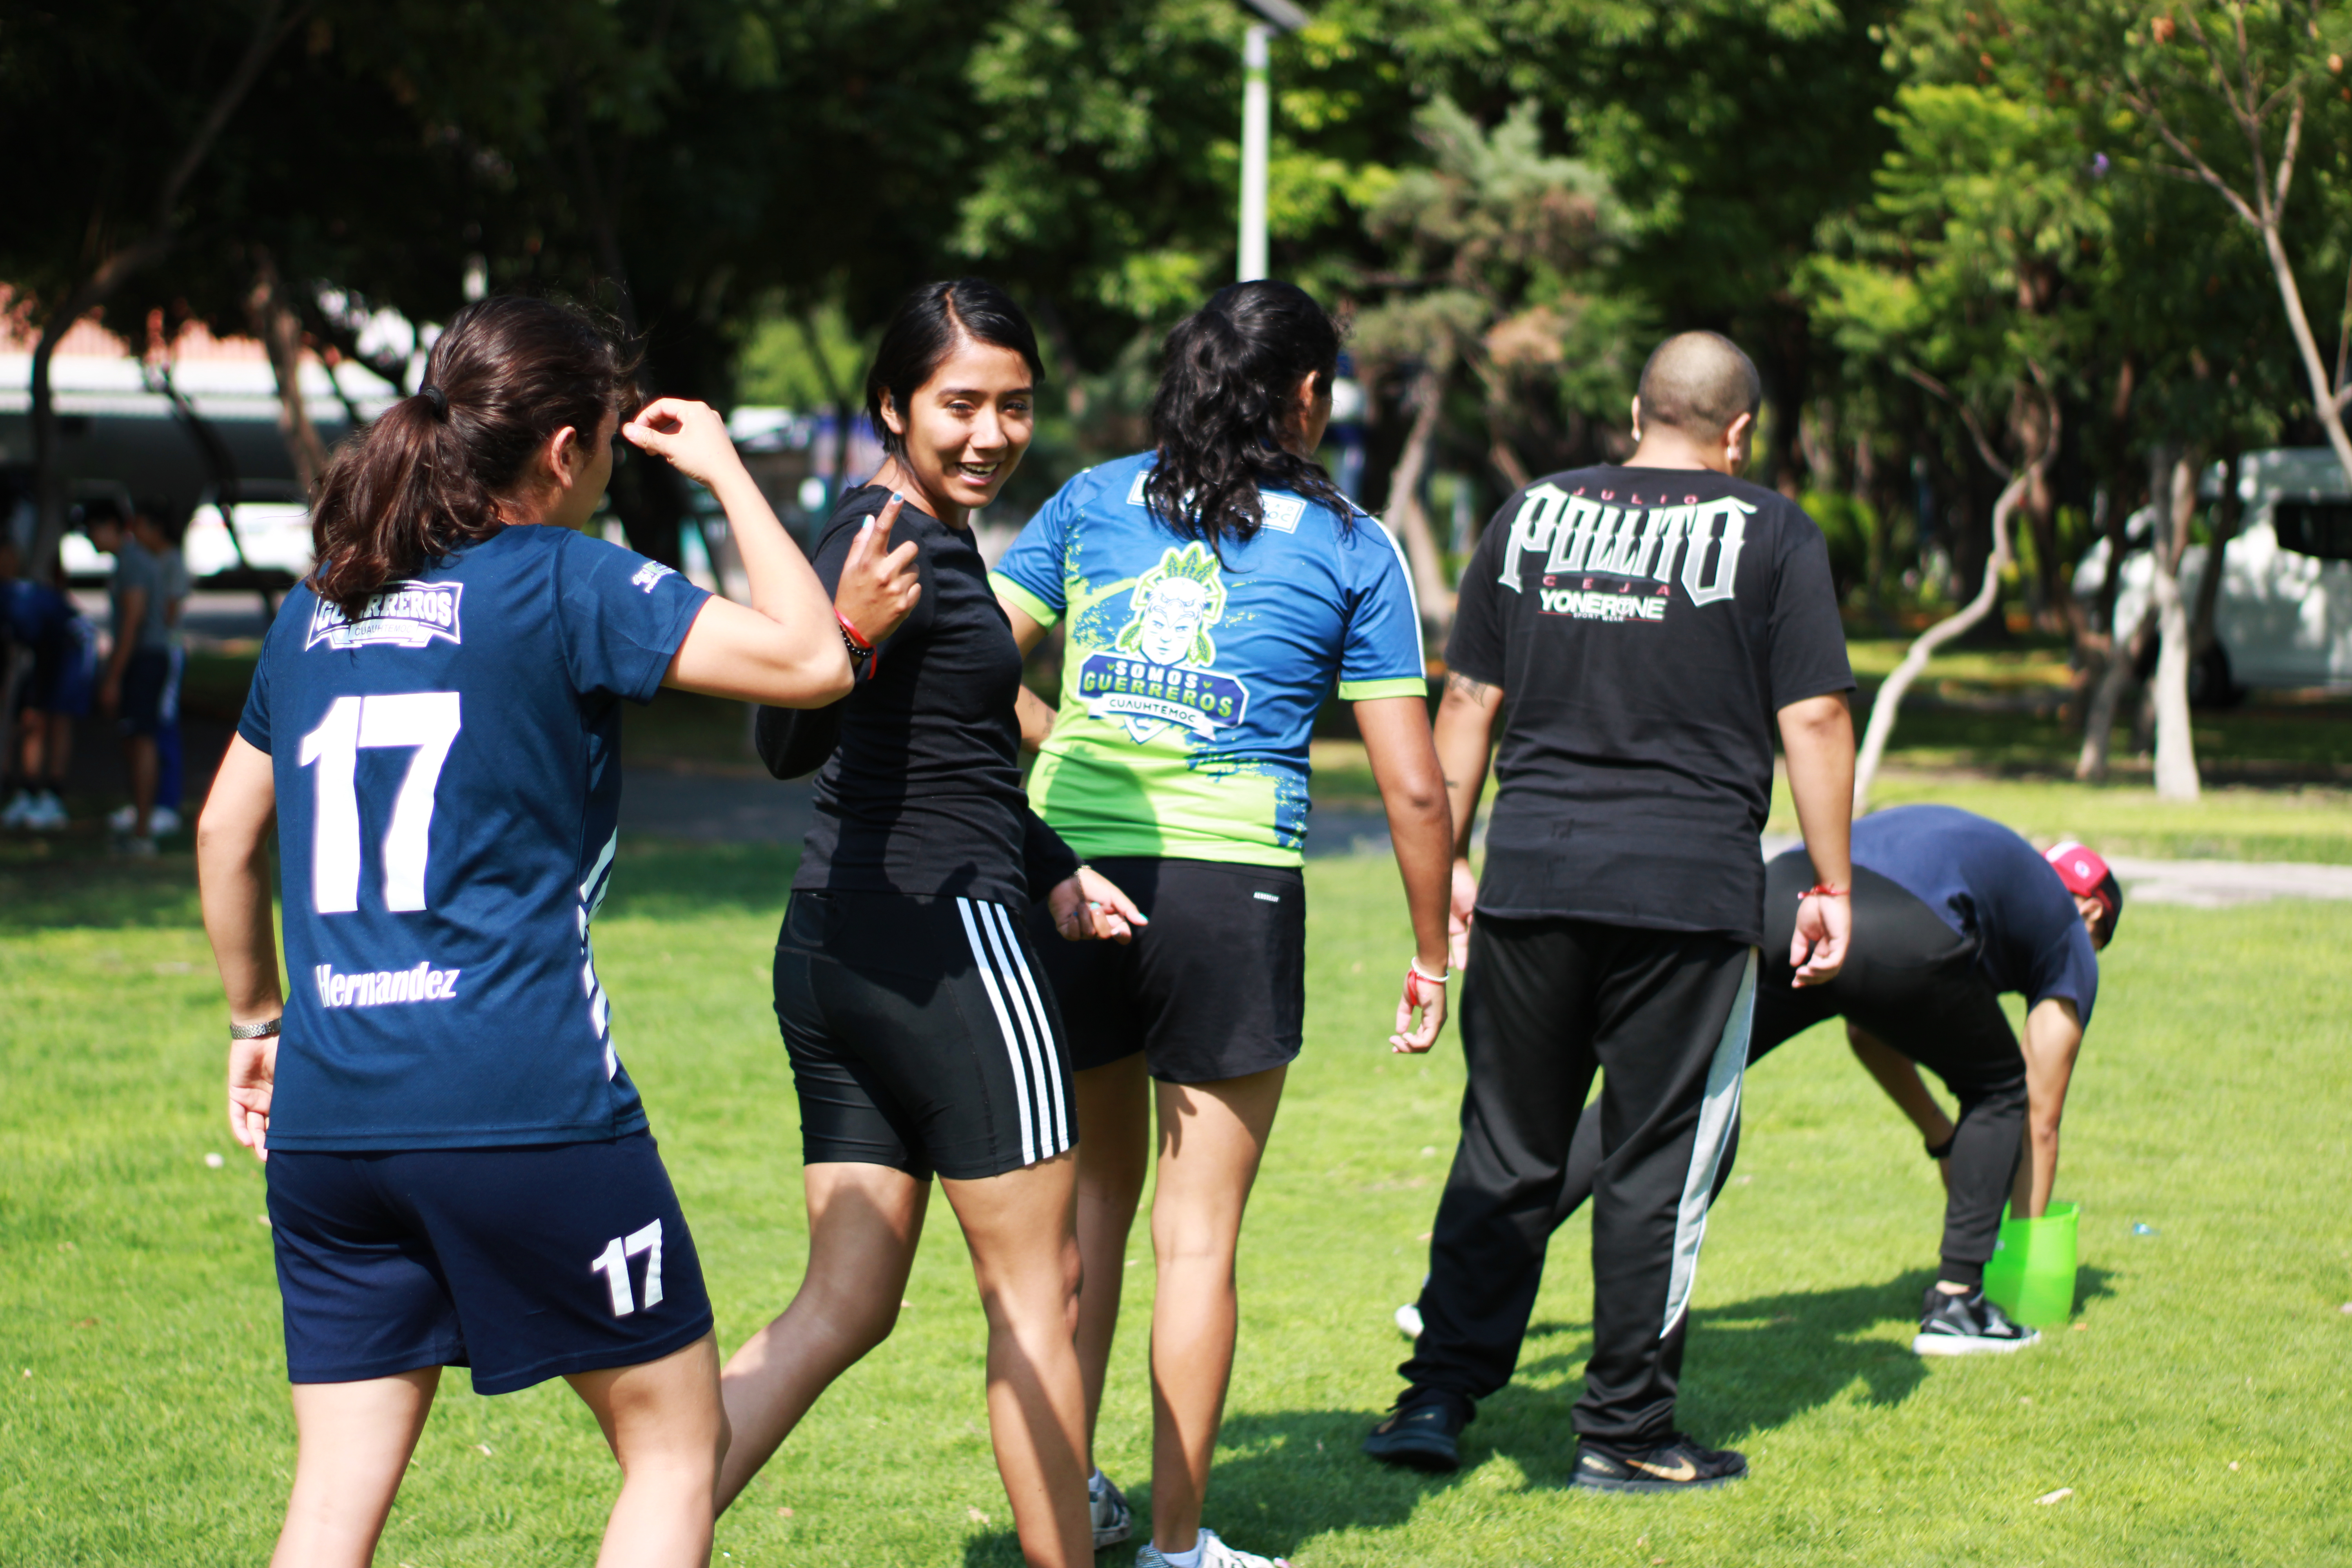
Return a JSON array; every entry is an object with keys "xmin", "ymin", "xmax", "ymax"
[{"xmin": 591, "ymin": 1220, "xmax": 666, "ymax": 1316}]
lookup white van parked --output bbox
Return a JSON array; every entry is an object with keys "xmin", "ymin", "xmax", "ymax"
[{"xmin": 2074, "ymin": 446, "xmax": 2352, "ymax": 699}]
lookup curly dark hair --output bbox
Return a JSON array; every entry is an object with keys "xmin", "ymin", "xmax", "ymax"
[
  {"xmin": 1144, "ymin": 281, "xmax": 1351, "ymax": 551},
  {"xmin": 307, "ymin": 297, "xmax": 637, "ymax": 618}
]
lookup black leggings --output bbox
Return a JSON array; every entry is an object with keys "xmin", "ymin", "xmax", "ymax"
[{"xmin": 1553, "ymin": 857, "xmax": 2026, "ymax": 1285}]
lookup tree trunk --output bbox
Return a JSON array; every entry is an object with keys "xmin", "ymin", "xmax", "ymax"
[
  {"xmin": 2261, "ymin": 206, "xmax": 2352, "ymax": 490},
  {"xmin": 1853, "ymin": 464, "xmax": 2029, "ymax": 812},
  {"xmin": 2149, "ymin": 453, "xmax": 2200, "ymax": 801},
  {"xmin": 247, "ymin": 249, "xmax": 330, "ymax": 495},
  {"xmin": 1383, "ymin": 363, "xmax": 1455, "ymax": 637},
  {"xmin": 2191, "ymin": 448, "xmax": 2243, "ymax": 657},
  {"xmin": 2076, "ymin": 603, "xmax": 2154, "ymax": 782}
]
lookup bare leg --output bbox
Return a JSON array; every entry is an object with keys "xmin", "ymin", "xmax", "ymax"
[
  {"xmin": 1145, "ymin": 1066, "xmax": 1285, "ymax": 1555},
  {"xmin": 940, "ymin": 1151, "xmax": 1093, "ymax": 1568},
  {"xmin": 567, "ymin": 1332, "xmax": 728, "ymax": 1568},
  {"xmin": 1072, "ymin": 1054, "xmax": 1151, "ymax": 1461},
  {"xmin": 716, "ymin": 1163, "xmax": 928, "ymax": 1511},
  {"xmin": 126, "ymin": 734, "xmax": 157, "ymax": 836},
  {"xmin": 273, "ymin": 1367, "xmax": 439, "ymax": 1568}
]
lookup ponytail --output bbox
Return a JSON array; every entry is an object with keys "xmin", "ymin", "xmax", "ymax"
[
  {"xmin": 1145, "ymin": 281, "xmax": 1350, "ymax": 552},
  {"xmin": 308, "ymin": 297, "xmax": 635, "ymax": 619}
]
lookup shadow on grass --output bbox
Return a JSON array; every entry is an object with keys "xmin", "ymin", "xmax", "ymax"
[
  {"xmin": 958, "ymin": 1405, "xmax": 1470, "ymax": 1568},
  {"xmin": 0, "ymin": 843, "xmax": 201, "ymax": 932},
  {"xmin": 953, "ymin": 1271, "xmax": 2125, "ymax": 1564}
]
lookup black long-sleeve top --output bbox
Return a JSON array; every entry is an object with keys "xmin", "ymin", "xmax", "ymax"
[{"xmin": 761, "ymin": 485, "xmax": 1080, "ymax": 907}]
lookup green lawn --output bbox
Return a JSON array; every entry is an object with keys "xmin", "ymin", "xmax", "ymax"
[{"xmin": 4, "ymin": 841, "xmax": 2349, "ymax": 1565}]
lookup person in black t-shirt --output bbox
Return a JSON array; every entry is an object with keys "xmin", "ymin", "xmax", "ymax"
[
  {"xmin": 719, "ymin": 280, "xmax": 1143, "ymax": 1568},
  {"xmin": 1365, "ymin": 332, "xmax": 1857, "ymax": 1491}
]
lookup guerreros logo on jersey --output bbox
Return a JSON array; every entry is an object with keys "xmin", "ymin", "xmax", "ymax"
[
  {"xmin": 306, "ymin": 581, "xmax": 464, "ymax": 651},
  {"xmin": 1074, "ymin": 542, "xmax": 1250, "ymax": 744}
]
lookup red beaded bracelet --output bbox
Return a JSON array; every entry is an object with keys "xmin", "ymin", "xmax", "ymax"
[{"xmin": 1803, "ymin": 882, "xmax": 1850, "ymax": 899}]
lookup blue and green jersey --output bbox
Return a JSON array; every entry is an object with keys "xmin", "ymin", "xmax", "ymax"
[{"xmin": 990, "ymin": 452, "xmax": 1426, "ymax": 867}]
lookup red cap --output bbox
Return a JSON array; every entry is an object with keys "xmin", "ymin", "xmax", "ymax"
[{"xmin": 2045, "ymin": 840, "xmax": 2122, "ymax": 943}]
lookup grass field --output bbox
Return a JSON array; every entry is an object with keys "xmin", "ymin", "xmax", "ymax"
[{"xmin": 5, "ymin": 838, "xmax": 2350, "ymax": 1566}]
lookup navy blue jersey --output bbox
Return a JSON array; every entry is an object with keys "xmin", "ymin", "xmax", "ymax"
[
  {"xmin": 238, "ymin": 526, "xmax": 710, "ymax": 1151},
  {"xmin": 1852, "ymin": 804, "xmax": 2100, "ymax": 1024}
]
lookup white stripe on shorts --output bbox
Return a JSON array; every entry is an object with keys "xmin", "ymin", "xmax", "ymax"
[
  {"xmin": 956, "ymin": 896, "xmax": 1039, "ymax": 1168},
  {"xmin": 975, "ymin": 900, "xmax": 1058, "ymax": 1160},
  {"xmin": 984, "ymin": 901, "xmax": 1069, "ymax": 1154}
]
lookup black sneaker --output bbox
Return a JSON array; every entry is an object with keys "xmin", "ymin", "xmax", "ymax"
[
  {"xmin": 1571, "ymin": 1433, "xmax": 1748, "ymax": 1493},
  {"xmin": 1363, "ymin": 1388, "xmax": 1474, "ymax": 1472},
  {"xmin": 1913, "ymin": 1285, "xmax": 2041, "ymax": 1356}
]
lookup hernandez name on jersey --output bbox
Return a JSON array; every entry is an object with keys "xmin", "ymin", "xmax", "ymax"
[
  {"xmin": 238, "ymin": 526, "xmax": 709, "ymax": 1151},
  {"xmin": 991, "ymin": 452, "xmax": 1425, "ymax": 866}
]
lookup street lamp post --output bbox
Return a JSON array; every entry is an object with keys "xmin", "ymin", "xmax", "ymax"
[{"xmin": 1237, "ymin": 0, "xmax": 1309, "ymax": 283}]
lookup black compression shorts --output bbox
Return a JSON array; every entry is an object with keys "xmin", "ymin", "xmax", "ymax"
[
  {"xmin": 1028, "ymin": 856, "xmax": 1305, "ymax": 1084},
  {"xmin": 773, "ymin": 890, "xmax": 1076, "ymax": 1180}
]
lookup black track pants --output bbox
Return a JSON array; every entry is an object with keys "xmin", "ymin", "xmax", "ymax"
[
  {"xmin": 1553, "ymin": 861, "xmax": 2027, "ymax": 1286},
  {"xmin": 1400, "ymin": 916, "xmax": 1757, "ymax": 1448}
]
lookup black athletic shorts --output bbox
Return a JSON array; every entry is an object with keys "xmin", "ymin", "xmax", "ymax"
[
  {"xmin": 773, "ymin": 890, "xmax": 1076, "ymax": 1180},
  {"xmin": 1028, "ymin": 856, "xmax": 1305, "ymax": 1084},
  {"xmin": 265, "ymin": 1132, "xmax": 713, "ymax": 1393},
  {"xmin": 117, "ymin": 646, "xmax": 178, "ymax": 737}
]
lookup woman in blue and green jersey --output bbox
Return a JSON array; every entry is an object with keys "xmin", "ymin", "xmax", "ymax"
[{"xmin": 992, "ymin": 281, "xmax": 1454, "ymax": 1568}]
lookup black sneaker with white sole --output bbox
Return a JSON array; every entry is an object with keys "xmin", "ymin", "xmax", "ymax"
[
  {"xmin": 1912, "ymin": 1284, "xmax": 2041, "ymax": 1356},
  {"xmin": 1362, "ymin": 1388, "xmax": 1475, "ymax": 1472},
  {"xmin": 1571, "ymin": 1433, "xmax": 1748, "ymax": 1493}
]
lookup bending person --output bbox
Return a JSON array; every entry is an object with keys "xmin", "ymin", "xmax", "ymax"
[
  {"xmin": 196, "ymin": 296, "xmax": 895, "ymax": 1568},
  {"xmin": 717, "ymin": 279, "xmax": 1143, "ymax": 1568},
  {"xmin": 991, "ymin": 280, "xmax": 1453, "ymax": 1568},
  {"xmin": 1544, "ymin": 806, "xmax": 2122, "ymax": 1356}
]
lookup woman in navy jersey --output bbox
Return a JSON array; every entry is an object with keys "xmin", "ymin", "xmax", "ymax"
[
  {"xmin": 197, "ymin": 296, "xmax": 916, "ymax": 1568},
  {"xmin": 716, "ymin": 279, "xmax": 1142, "ymax": 1568}
]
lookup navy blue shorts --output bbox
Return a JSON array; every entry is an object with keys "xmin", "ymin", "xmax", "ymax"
[
  {"xmin": 265, "ymin": 1133, "xmax": 714, "ymax": 1392},
  {"xmin": 117, "ymin": 646, "xmax": 178, "ymax": 737}
]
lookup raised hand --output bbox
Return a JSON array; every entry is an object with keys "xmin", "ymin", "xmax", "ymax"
[
  {"xmin": 621, "ymin": 397, "xmax": 749, "ymax": 491},
  {"xmin": 835, "ymin": 494, "xmax": 922, "ymax": 647}
]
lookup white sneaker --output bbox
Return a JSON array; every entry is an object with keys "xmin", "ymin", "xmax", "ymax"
[
  {"xmin": 1136, "ymin": 1528, "xmax": 1289, "ymax": 1568},
  {"xmin": 26, "ymin": 792, "xmax": 69, "ymax": 831},
  {"xmin": 108, "ymin": 804, "xmax": 180, "ymax": 836},
  {"xmin": 0, "ymin": 791, "xmax": 30, "ymax": 829},
  {"xmin": 1090, "ymin": 1471, "xmax": 1132, "ymax": 1550}
]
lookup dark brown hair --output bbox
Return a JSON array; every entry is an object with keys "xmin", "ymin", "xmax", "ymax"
[
  {"xmin": 864, "ymin": 278, "xmax": 1043, "ymax": 459},
  {"xmin": 308, "ymin": 297, "xmax": 636, "ymax": 617}
]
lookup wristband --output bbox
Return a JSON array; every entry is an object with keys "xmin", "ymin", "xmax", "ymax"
[
  {"xmin": 230, "ymin": 1017, "xmax": 281, "ymax": 1041},
  {"xmin": 1803, "ymin": 882, "xmax": 1849, "ymax": 900},
  {"xmin": 1925, "ymin": 1131, "xmax": 1956, "ymax": 1160},
  {"xmin": 836, "ymin": 610, "xmax": 873, "ymax": 653},
  {"xmin": 1403, "ymin": 964, "xmax": 1449, "ymax": 1009}
]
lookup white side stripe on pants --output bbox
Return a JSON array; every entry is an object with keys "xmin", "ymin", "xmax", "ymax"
[
  {"xmin": 955, "ymin": 897, "xmax": 1069, "ymax": 1166},
  {"xmin": 1661, "ymin": 945, "xmax": 1757, "ymax": 1338},
  {"xmin": 984, "ymin": 901, "xmax": 1070, "ymax": 1152}
]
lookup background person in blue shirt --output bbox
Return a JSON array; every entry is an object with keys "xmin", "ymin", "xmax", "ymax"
[
  {"xmin": 1542, "ymin": 805, "xmax": 2121, "ymax": 1357},
  {"xmin": 196, "ymin": 296, "xmax": 909, "ymax": 1568},
  {"xmin": 991, "ymin": 281, "xmax": 1453, "ymax": 1568}
]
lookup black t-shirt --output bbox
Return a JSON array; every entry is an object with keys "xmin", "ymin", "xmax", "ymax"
[
  {"xmin": 779, "ymin": 486, "xmax": 1080, "ymax": 906},
  {"xmin": 1446, "ymin": 464, "xmax": 1853, "ymax": 945}
]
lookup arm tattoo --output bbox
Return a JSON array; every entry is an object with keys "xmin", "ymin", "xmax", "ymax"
[{"xmin": 1445, "ymin": 672, "xmax": 1497, "ymax": 704}]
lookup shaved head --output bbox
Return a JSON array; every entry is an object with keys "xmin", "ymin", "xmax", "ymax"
[{"xmin": 1636, "ymin": 331, "xmax": 1761, "ymax": 442}]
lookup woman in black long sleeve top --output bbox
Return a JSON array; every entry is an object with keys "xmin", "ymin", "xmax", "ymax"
[{"xmin": 713, "ymin": 279, "xmax": 1142, "ymax": 1568}]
